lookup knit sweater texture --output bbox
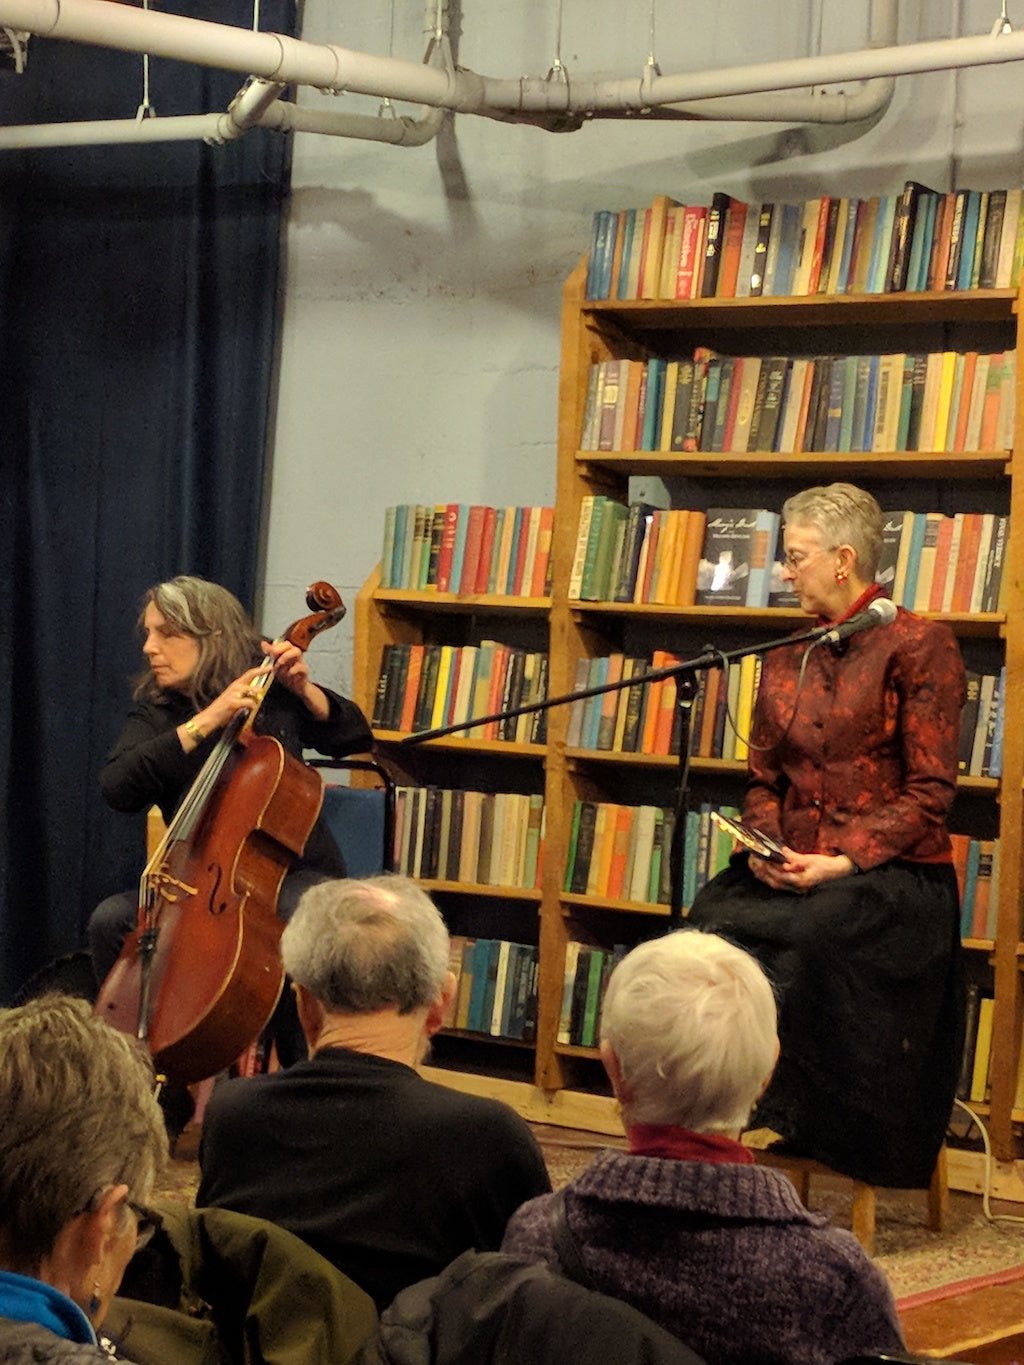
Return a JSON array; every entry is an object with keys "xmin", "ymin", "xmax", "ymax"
[{"xmin": 501, "ymin": 1150, "xmax": 904, "ymax": 1365}]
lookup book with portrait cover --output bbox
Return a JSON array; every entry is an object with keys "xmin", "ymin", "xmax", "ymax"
[{"xmin": 696, "ymin": 508, "xmax": 777, "ymax": 607}]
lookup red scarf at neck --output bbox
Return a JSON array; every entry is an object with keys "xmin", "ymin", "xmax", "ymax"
[{"xmin": 628, "ymin": 1123, "xmax": 754, "ymax": 1165}]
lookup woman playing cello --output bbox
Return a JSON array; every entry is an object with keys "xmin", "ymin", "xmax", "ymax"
[{"xmin": 88, "ymin": 576, "xmax": 372, "ymax": 1071}]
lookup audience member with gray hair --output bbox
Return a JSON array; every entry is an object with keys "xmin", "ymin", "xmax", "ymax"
[
  {"xmin": 0, "ymin": 995, "xmax": 167, "ymax": 1363},
  {"xmin": 198, "ymin": 875, "xmax": 550, "ymax": 1310},
  {"xmin": 502, "ymin": 929, "xmax": 905, "ymax": 1365}
]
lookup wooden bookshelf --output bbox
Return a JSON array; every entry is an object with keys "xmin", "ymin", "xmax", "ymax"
[{"xmin": 355, "ymin": 265, "xmax": 1024, "ymax": 1160}]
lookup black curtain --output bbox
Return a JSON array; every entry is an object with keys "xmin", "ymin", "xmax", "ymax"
[{"xmin": 0, "ymin": 0, "xmax": 296, "ymax": 1000}]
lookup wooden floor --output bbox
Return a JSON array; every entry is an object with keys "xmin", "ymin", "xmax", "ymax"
[{"xmin": 900, "ymin": 1271, "xmax": 1024, "ymax": 1361}]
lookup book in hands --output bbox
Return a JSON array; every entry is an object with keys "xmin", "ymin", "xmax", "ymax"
[{"xmin": 709, "ymin": 809, "xmax": 788, "ymax": 864}]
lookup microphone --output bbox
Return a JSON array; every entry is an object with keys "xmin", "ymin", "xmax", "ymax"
[{"xmin": 817, "ymin": 596, "xmax": 898, "ymax": 647}]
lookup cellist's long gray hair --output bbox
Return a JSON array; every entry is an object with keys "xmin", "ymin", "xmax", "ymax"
[{"xmin": 134, "ymin": 576, "xmax": 262, "ymax": 707}]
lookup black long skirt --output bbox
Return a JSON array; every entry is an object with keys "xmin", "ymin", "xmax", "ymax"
[{"xmin": 687, "ymin": 857, "xmax": 965, "ymax": 1188}]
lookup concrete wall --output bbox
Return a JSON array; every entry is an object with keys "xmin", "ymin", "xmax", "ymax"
[{"xmin": 260, "ymin": 0, "xmax": 1024, "ymax": 694}]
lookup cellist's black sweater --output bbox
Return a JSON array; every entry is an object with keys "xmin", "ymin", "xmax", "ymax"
[{"xmin": 101, "ymin": 684, "xmax": 372, "ymax": 874}]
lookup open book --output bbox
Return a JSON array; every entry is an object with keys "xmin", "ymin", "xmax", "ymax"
[{"xmin": 710, "ymin": 809, "xmax": 788, "ymax": 864}]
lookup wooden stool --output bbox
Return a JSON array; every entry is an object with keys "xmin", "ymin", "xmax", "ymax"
[{"xmin": 750, "ymin": 1143, "xmax": 948, "ymax": 1255}]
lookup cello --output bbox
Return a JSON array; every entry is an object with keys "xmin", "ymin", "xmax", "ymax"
[{"xmin": 96, "ymin": 582, "xmax": 347, "ymax": 1084}]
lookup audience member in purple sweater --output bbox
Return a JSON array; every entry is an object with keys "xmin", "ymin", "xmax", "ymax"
[{"xmin": 502, "ymin": 929, "xmax": 905, "ymax": 1365}]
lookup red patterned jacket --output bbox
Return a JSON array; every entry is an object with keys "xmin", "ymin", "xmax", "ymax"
[{"xmin": 743, "ymin": 590, "xmax": 966, "ymax": 871}]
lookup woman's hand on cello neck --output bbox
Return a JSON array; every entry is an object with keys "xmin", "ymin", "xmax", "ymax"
[{"xmin": 261, "ymin": 638, "xmax": 331, "ymax": 721}]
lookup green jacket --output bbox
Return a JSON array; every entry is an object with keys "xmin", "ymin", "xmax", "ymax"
[{"xmin": 103, "ymin": 1204, "xmax": 378, "ymax": 1365}]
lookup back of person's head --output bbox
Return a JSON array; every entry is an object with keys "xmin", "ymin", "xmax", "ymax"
[
  {"xmin": 600, "ymin": 930, "xmax": 778, "ymax": 1133},
  {"xmin": 281, "ymin": 875, "xmax": 450, "ymax": 1015},
  {"xmin": 0, "ymin": 995, "xmax": 167, "ymax": 1275}
]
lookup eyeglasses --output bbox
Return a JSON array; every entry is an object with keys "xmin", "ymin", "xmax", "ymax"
[
  {"xmin": 780, "ymin": 544, "xmax": 838, "ymax": 572},
  {"xmin": 126, "ymin": 1199, "xmax": 162, "ymax": 1253}
]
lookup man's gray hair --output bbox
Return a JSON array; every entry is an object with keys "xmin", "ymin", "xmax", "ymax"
[
  {"xmin": 0, "ymin": 995, "xmax": 167, "ymax": 1275},
  {"xmin": 281, "ymin": 875, "xmax": 451, "ymax": 1015},
  {"xmin": 781, "ymin": 482, "xmax": 883, "ymax": 579},
  {"xmin": 600, "ymin": 930, "xmax": 778, "ymax": 1133}
]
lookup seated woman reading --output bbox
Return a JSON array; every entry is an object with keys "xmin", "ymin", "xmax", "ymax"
[
  {"xmin": 689, "ymin": 482, "xmax": 966, "ymax": 1188},
  {"xmin": 501, "ymin": 930, "xmax": 905, "ymax": 1365}
]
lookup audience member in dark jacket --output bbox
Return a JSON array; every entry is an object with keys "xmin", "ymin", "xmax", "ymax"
[
  {"xmin": 198, "ymin": 875, "xmax": 551, "ymax": 1309},
  {"xmin": 502, "ymin": 929, "xmax": 905, "ymax": 1365}
]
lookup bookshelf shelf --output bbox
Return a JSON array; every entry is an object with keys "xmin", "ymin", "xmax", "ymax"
[
  {"xmin": 560, "ymin": 891, "xmax": 671, "ymax": 918},
  {"xmin": 584, "ymin": 288, "xmax": 1017, "ymax": 331},
  {"xmin": 570, "ymin": 601, "xmax": 1006, "ymax": 637},
  {"xmin": 579, "ymin": 451, "xmax": 1012, "ymax": 480},
  {"xmin": 375, "ymin": 589, "xmax": 549, "ymax": 617},
  {"xmin": 373, "ymin": 730, "xmax": 546, "ymax": 759},
  {"xmin": 419, "ymin": 880, "xmax": 542, "ymax": 901}
]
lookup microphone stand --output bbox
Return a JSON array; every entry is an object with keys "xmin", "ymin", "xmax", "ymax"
[{"xmin": 400, "ymin": 618, "xmax": 835, "ymax": 930}]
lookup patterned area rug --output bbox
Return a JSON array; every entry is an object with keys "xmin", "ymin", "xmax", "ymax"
[{"xmin": 159, "ymin": 1126, "xmax": 1024, "ymax": 1302}]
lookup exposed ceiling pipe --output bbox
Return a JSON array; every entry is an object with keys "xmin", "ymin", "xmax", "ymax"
[
  {"xmin": 0, "ymin": 0, "xmax": 451, "ymax": 149},
  {"xmin": 0, "ymin": 0, "xmax": 1021, "ymax": 148},
  {"xmin": 3, "ymin": 0, "xmax": 1024, "ymax": 118}
]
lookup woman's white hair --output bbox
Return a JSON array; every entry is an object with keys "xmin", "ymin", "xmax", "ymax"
[
  {"xmin": 600, "ymin": 930, "xmax": 778, "ymax": 1133},
  {"xmin": 281, "ymin": 875, "xmax": 450, "ymax": 1015},
  {"xmin": 781, "ymin": 482, "xmax": 883, "ymax": 579}
]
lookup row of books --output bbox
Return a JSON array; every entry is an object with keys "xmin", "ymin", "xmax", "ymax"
[
  {"xmin": 373, "ymin": 642, "xmax": 549, "ymax": 743},
  {"xmin": 881, "ymin": 512, "xmax": 1008, "ymax": 616},
  {"xmin": 564, "ymin": 800, "xmax": 676, "ymax": 905},
  {"xmin": 580, "ymin": 349, "xmax": 1016, "ymax": 457},
  {"xmin": 958, "ymin": 985, "xmax": 995, "ymax": 1104},
  {"xmin": 569, "ymin": 498, "xmax": 1010, "ymax": 614},
  {"xmin": 566, "ymin": 652, "xmax": 762, "ymax": 763},
  {"xmin": 952, "ymin": 836, "xmax": 1001, "ymax": 942},
  {"xmin": 556, "ymin": 941, "xmax": 628, "ymax": 1049},
  {"xmin": 380, "ymin": 503, "xmax": 554, "ymax": 597},
  {"xmin": 958, "ymin": 671, "xmax": 1005, "ymax": 780},
  {"xmin": 585, "ymin": 184, "xmax": 1024, "ymax": 302},
  {"xmin": 442, "ymin": 936, "xmax": 539, "ymax": 1041},
  {"xmin": 568, "ymin": 499, "xmax": 709, "ymax": 605},
  {"xmin": 392, "ymin": 786, "xmax": 545, "ymax": 891}
]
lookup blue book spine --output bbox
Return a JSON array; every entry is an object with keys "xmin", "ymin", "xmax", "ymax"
[
  {"xmin": 989, "ymin": 665, "xmax": 1006, "ymax": 777},
  {"xmin": 502, "ymin": 507, "xmax": 525, "ymax": 594},
  {"xmin": 961, "ymin": 839, "xmax": 981, "ymax": 937},
  {"xmin": 901, "ymin": 512, "xmax": 928, "ymax": 609},
  {"xmin": 858, "ymin": 355, "xmax": 881, "ymax": 452},
  {"xmin": 836, "ymin": 198, "xmax": 860, "ymax": 294},
  {"xmin": 616, "ymin": 210, "xmax": 637, "ymax": 300},
  {"xmin": 584, "ymin": 656, "xmax": 611, "ymax": 750},
  {"xmin": 447, "ymin": 505, "xmax": 471, "ymax": 594},
  {"xmin": 466, "ymin": 938, "xmax": 495, "ymax": 1032},
  {"xmin": 640, "ymin": 359, "xmax": 665, "ymax": 450},
  {"xmin": 866, "ymin": 196, "xmax": 895, "ymax": 294},
  {"xmin": 391, "ymin": 504, "xmax": 410, "ymax": 587},
  {"xmin": 682, "ymin": 808, "xmax": 701, "ymax": 909},
  {"xmin": 957, "ymin": 191, "xmax": 981, "ymax": 290},
  {"xmin": 745, "ymin": 510, "xmax": 781, "ymax": 608},
  {"xmin": 906, "ymin": 192, "xmax": 935, "ymax": 294}
]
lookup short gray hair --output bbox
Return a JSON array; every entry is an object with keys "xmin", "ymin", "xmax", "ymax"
[
  {"xmin": 0, "ymin": 996, "xmax": 167, "ymax": 1275},
  {"xmin": 281, "ymin": 875, "xmax": 450, "ymax": 1015},
  {"xmin": 600, "ymin": 930, "xmax": 778, "ymax": 1133},
  {"xmin": 782, "ymin": 482, "xmax": 883, "ymax": 579}
]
